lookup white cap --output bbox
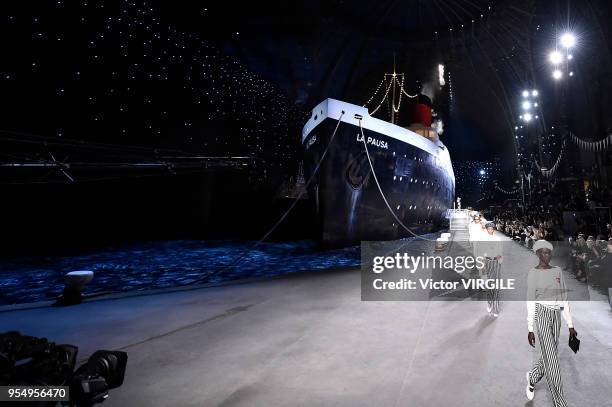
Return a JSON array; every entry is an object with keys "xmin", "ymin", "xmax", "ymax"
[{"xmin": 533, "ymin": 240, "xmax": 553, "ymax": 253}]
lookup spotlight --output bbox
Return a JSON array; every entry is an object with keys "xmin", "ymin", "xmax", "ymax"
[
  {"xmin": 567, "ymin": 54, "xmax": 574, "ymax": 60},
  {"xmin": 531, "ymin": 90, "xmax": 538, "ymax": 97},
  {"xmin": 560, "ymin": 33, "xmax": 576, "ymax": 48},
  {"xmin": 549, "ymin": 50, "xmax": 563, "ymax": 64},
  {"xmin": 522, "ymin": 101, "xmax": 531, "ymax": 110},
  {"xmin": 523, "ymin": 113, "xmax": 533, "ymax": 122},
  {"xmin": 534, "ymin": 102, "xmax": 538, "ymax": 107},
  {"xmin": 552, "ymin": 69, "xmax": 563, "ymax": 80},
  {"xmin": 522, "ymin": 90, "xmax": 529, "ymax": 98},
  {"xmin": 569, "ymin": 71, "xmax": 574, "ymax": 77}
]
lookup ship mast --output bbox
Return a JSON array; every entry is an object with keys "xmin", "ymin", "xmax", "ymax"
[{"xmin": 362, "ymin": 59, "xmax": 417, "ymax": 121}]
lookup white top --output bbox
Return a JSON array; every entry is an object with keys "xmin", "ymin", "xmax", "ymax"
[
  {"xmin": 479, "ymin": 232, "xmax": 503, "ymax": 262},
  {"xmin": 526, "ymin": 266, "xmax": 573, "ymax": 332},
  {"xmin": 468, "ymin": 222, "xmax": 484, "ymax": 241}
]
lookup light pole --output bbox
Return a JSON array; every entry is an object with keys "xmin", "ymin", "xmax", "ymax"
[
  {"xmin": 519, "ymin": 89, "xmax": 540, "ymax": 205},
  {"xmin": 549, "ymin": 32, "xmax": 577, "ymax": 186}
]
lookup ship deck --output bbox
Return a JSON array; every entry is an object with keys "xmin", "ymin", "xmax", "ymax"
[{"xmin": 2, "ymin": 235, "xmax": 612, "ymax": 406}]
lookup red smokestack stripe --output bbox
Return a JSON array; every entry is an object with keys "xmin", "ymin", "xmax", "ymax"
[{"xmin": 412, "ymin": 104, "xmax": 432, "ymax": 127}]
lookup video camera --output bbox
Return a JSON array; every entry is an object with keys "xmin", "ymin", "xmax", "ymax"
[{"xmin": 0, "ymin": 331, "xmax": 127, "ymax": 406}]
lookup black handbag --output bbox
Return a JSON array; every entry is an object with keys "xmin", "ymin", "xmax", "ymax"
[{"xmin": 569, "ymin": 335, "xmax": 580, "ymax": 353}]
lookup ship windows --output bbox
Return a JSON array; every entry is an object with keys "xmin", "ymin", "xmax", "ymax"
[
  {"xmin": 399, "ymin": 177, "xmax": 403, "ymax": 181},
  {"xmin": 393, "ymin": 176, "xmax": 397, "ymax": 181},
  {"xmin": 314, "ymin": 114, "xmax": 318, "ymax": 121},
  {"xmin": 394, "ymin": 157, "xmax": 412, "ymax": 177},
  {"xmin": 396, "ymin": 205, "xmax": 400, "ymax": 210}
]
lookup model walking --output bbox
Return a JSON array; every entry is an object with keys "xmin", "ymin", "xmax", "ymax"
[
  {"xmin": 482, "ymin": 221, "xmax": 503, "ymax": 316},
  {"xmin": 526, "ymin": 240, "xmax": 578, "ymax": 406}
]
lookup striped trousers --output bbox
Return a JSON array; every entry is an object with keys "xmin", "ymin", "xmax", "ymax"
[
  {"xmin": 530, "ymin": 303, "xmax": 568, "ymax": 407},
  {"xmin": 485, "ymin": 258, "xmax": 501, "ymax": 314}
]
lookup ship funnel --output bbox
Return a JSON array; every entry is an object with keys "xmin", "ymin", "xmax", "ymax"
[{"xmin": 410, "ymin": 95, "xmax": 433, "ymax": 127}]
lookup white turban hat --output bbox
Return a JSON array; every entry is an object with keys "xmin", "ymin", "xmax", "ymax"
[{"xmin": 533, "ymin": 240, "xmax": 553, "ymax": 253}]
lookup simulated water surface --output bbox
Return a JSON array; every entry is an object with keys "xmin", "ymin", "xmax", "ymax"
[
  {"xmin": 0, "ymin": 233, "xmax": 444, "ymax": 305},
  {"xmin": 0, "ymin": 240, "xmax": 362, "ymax": 305}
]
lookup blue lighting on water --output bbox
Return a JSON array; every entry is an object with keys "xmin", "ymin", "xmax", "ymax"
[
  {"xmin": 1, "ymin": 232, "xmax": 439, "ymax": 305},
  {"xmin": 0, "ymin": 240, "xmax": 362, "ymax": 305}
]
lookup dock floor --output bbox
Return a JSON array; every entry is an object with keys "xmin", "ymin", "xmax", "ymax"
[{"xmin": 2, "ymin": 235, "xmax": 611, "ymax": 406}]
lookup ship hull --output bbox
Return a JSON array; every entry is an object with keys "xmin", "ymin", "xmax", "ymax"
[{"xmin": 302, "ymin": 99, "xmax": 455, "ymax": 247}]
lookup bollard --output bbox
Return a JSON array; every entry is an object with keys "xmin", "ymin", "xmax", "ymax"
[
  {"xmin": 435, "ymin": 237, "xmax": 448, "ymax": 252},
  {"xmin": 54, "ymin": 270, "xmax": 94, "ymax": 306}
]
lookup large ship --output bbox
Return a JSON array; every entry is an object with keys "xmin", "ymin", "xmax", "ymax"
[{"xmin": 302, "ymin": 72, "xmax": 455, "ymax": 246}]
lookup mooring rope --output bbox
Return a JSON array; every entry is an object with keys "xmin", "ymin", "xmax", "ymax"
[
  {"xmin": 192, "ymin": 111, "xmax": 346, "ymax": 283},
  {"xmin": 358, "ymin": 120, "xmax": 435, "ymax": 242}
]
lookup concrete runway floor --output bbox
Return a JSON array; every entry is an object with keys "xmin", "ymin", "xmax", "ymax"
[{"xmin": 1, "ymin": 238, "xmax": 611, "ymax": 407}]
